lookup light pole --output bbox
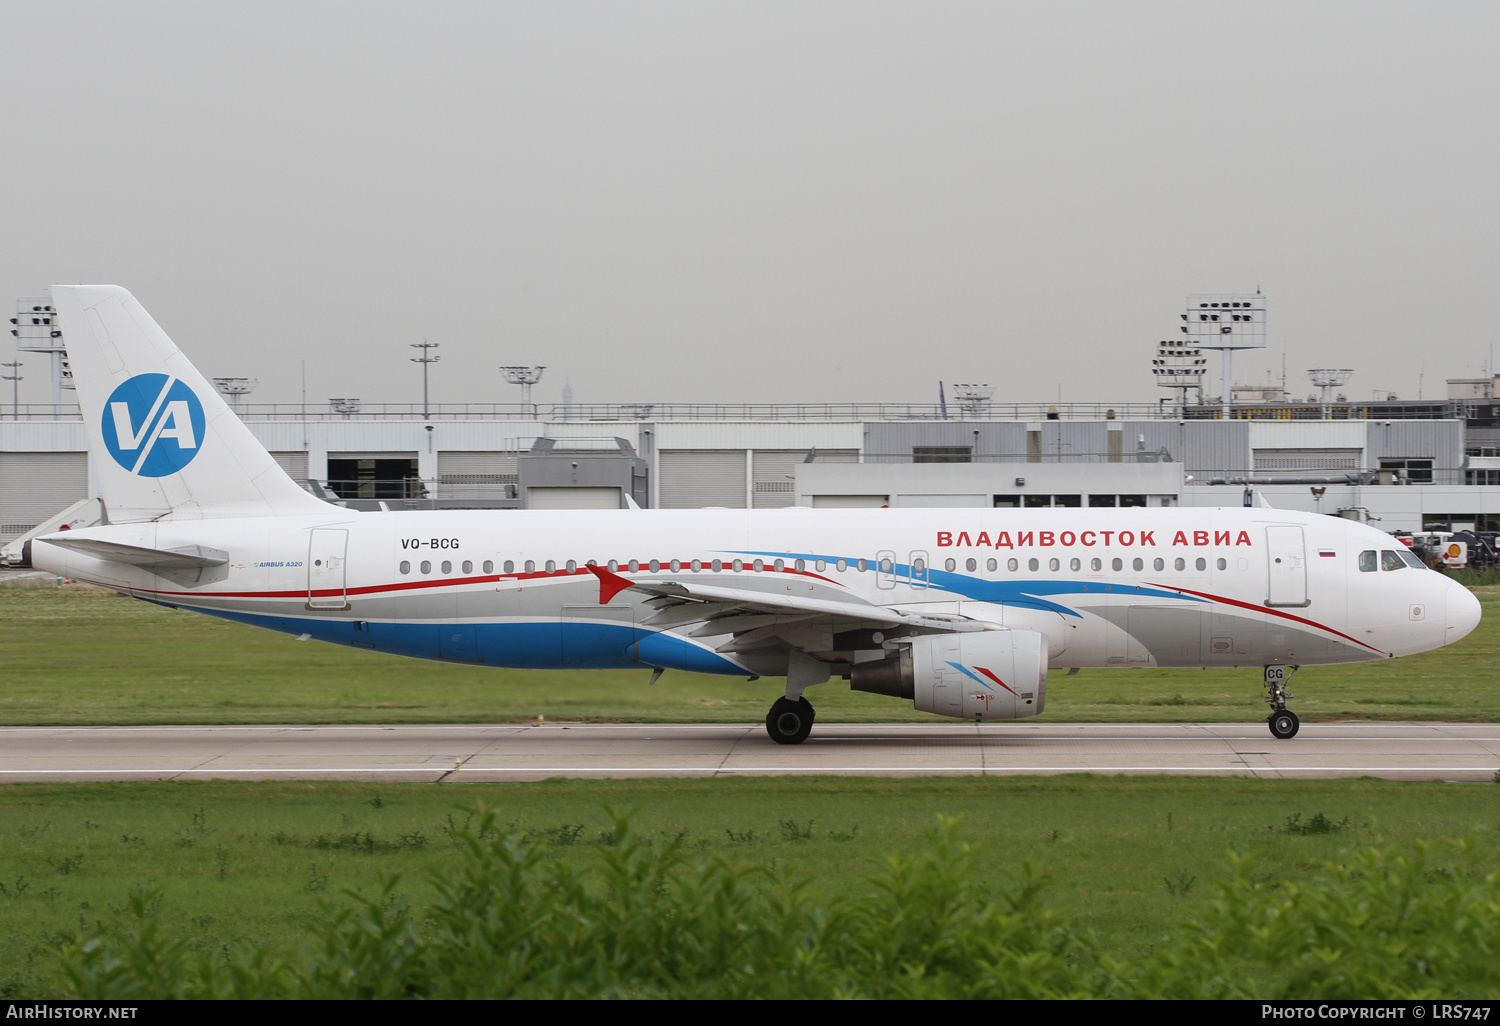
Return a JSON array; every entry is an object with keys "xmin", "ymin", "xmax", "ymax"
[
  {"xmin": 410, "ymin": 342, "xmax": 440, "ymax": 419},
  {"xmin": 1, "ymin": 361, "xmax": 20, "ymax": 420}
]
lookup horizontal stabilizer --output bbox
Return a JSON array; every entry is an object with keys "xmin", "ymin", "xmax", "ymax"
[{"xmin": 40, "ymin": 535, "xmax": 229, "ymax": 569}]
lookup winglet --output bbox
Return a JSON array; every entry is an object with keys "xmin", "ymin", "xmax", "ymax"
[{"xmin": 586, "ymin": 563, "xmax": 636, "ymax": 604}]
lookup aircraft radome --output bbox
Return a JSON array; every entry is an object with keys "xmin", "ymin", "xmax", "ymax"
[{"xmin": 30, "ymin": 286, "xmax": 1482, "ymax": 744}]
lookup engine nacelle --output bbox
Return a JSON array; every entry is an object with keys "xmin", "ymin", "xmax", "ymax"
[{"xmin": 851, "ymin": 629, "xmax": 1048, "ymax": 721}]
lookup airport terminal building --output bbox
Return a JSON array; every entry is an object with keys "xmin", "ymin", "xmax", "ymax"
[{"xmin": 7, "ymin": 383, "xmax": 1500, "ymax": 556}]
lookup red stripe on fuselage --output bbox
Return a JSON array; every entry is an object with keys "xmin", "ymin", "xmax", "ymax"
[{"xmin": 1160, "ymin": 583, "xmax": 1384, "ymax": 654}]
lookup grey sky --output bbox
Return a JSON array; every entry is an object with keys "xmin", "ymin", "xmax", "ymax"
[{"xmin": 3, "ymin": 1, "xmax": 1497, "ymax": 409}]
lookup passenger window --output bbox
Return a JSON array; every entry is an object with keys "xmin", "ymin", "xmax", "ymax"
[
  {"xmin": 462, "ymin": 560, "xmax": 473, "ymax": 574},
  {"xmin": 420, "ymin": 560, "xmax": 432, "ymax": 574},
  {"xmin": 815, "ymin": 559, "xmax": 826, "ymax": 572},
  {"xmin": 1048, "ymin": 558, "xmax": 1060, "ymax": 571},
  {"xmin": 986, "ymin": 558, "xmax": 997, "ymax": 571},
  {"xmin": 856, "ymin": 558, "xmax": 867, "ymax": 572},
  {"xmin": 565, "ymin": 560, "xmax": 576, "ymax": 572},
  {"xmin": 1381, "ymin": 550, "xmax": 1406, "ymax": 571},
  {"xmin": 1132, "ymin": 558, "xmax": 1144, "ymax": 571},
  {"xmin": 943, "ymin": 558, "xmax": 955, "ymax": 571},
  {"xmin": 399, "ymin": 561, "xmax": 411, "ymax": 575},
  {"xmin": 774, "ymin": 558, "xmax": 784, "ymax": 572},
  {"xmin": 442, "ymin": 560, "xmax": 453, "ymax": 574},
  {"xmin": 524, "ymin": 560, "xmax": 535, "ymax": 573},
  {"xmin": 1090, "ymin": 558, "xmax": 1102, "ymax": 571},
  {"xmin": 502, "ymin": 560, "xmax": 513, "ymax": 574},
  {"xmin": 1173, "ymin": 557, "xmax": 1185, "ymax": 571},
  {"xmin": 1007, "ymin": 558, "xmax": 1019, "ymax": 571},
  {"xmin": 1028, "ymin": 558, "xmax": 1040, "ymax": 571},
  {"xmin": 965, "ymin": 558, "xmax": 977, "ymax": 572},
  {"xmin": 484, "ymin": 560, "xmax": 494, "ymax": 573},
  {"xmin": 1153, "ymin": 557, "xmax": 1164, "ymax": 571},
  {"xmin": 1195, "ymin": 557, "xmax": 1206, "ymax": 571},
  {"xmin": 912, "ymin": 558, "xmax": 925, "ymax": 573},
  {"xmin": 1112, "ymin": 558, "xmax": 1123, "ymax": 571},
  {"xmin": 794, "ymin": 558, "xmax": 805, "ymax": 571},
  {"xmin": 753, "ymin": 559, "xmax": 764, "ymax": 571},
  {"xmin": 1359, "ymin": 550, "xmax": 1377, "ymax": 572},
  {"xmin": 692, "ymin": 559, "xmax": 703, "ymax": 571},
  {"xmin": 1216, "ymin": 558, "xmax": 1227, "ymax": 570},
  {"xmin": 711, "ymin": 559, "xmax": 723, "ymax": 571},
  {"xmin": 1069, "ymin": 557, "xmax": 1081, "ymax": 571}
]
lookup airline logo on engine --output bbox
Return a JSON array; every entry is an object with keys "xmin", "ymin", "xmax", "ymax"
[{"xmin": 101, "ymin": 373, "xmax": 206, "ymax": 477}]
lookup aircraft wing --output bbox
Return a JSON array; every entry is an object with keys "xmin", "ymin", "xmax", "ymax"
[
  {"xmin": 37, "ymin": 536, "xmax": 229, "ymax": 569},
  {"xmin": 586, "ymin": 564, "xmax": 991, "ymax": 655}
]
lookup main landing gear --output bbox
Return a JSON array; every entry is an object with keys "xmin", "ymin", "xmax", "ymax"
[
  {"xmin": 1264, "ymin": 665, "xmax": 1300, "ymax": 739},
  {"xmin": 766, "ymin": 697, "xmax": 815, "ymax": 745}
]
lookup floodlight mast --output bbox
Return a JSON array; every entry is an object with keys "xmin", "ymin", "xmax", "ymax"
[
  {"xmin": 1182, "ymin": 293, "xmax": 1267, "ymax": 419},
  {"xmin": 499, "ymin": 366, "xmax": 546, "ymax": 411},
  {"xmin": 950, "ymin": 383, "xmax": 994, "ymax": 419},
  {"xmin": 211, "ymin": 377, "xmax": 257, "ymax": 413},
  {"xmin": 1, "ymin": 361, "xmax": 20, "ymax": 420},
  {"xmin": 10, "ymin": 294, "xmax": 67, "ymax": 418}
]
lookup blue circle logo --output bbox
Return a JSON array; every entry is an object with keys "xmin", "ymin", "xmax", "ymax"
[{"xmin": 101, "ymin": 374, "xmax": 207, "ymax": 477}]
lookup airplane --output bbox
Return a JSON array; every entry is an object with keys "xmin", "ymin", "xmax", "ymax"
[{"xmin": 29, "ymin": 286, "xmax": 1482, "ymax": 744}]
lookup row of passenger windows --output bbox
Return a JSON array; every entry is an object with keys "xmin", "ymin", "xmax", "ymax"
[
  {"xmin": 395, "ymin": 555, "xmax": 1236, "ymax": 577},
  {"xmin": 1359, "ymin": 549, "xmax": 1426, "ymax": 572},
  {"xmin": 946, "ymin": 555, "xmax": 1228, "ymax": 573}
]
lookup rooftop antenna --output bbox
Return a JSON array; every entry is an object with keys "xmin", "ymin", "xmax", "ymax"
[
  {"xmin": 211, "ymin": 377, "xmax": 257, "ymax": 414},
  {"xmin": 1308, "ymin": 368, "xmax": 1353, "ymax": 419},
  {"xmin": 410, "ymin": 341, "xmax": 440, "ymax": 420},
  {"xmin": 499, "ymin": 365, "xmax": 546, "ymax": 412}
]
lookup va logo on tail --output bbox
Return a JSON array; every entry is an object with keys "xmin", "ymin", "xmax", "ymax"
[{"xmin": 101, "ymin": 374, "xmax": 206, "ymax": 477}]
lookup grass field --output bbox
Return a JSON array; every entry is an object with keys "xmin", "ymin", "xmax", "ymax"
[
  {"xmin": 2, "ymin": 775, "xmax": 1498, "ymax": 996},
  {"xmin": 1, "ymin": 577, "xmax": 1496, "ymax": 726}
]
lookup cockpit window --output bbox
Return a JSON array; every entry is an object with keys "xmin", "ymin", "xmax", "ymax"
[
  {"xmin": 1398, "ymin": 548, "xmax": 1426, "ymax": 569},
  {"xmin": 1358, "ymin": 550, "xmax": 1377, "ymax": 572},
  {"xmin": 1381, "ymin": 549, "xmax": 1407, "ymax": 571}
]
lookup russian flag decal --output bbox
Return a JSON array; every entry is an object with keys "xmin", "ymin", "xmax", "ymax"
[{"xmin": 1319, "ymin": 549, "xmax": 1336, "ymax": 557}]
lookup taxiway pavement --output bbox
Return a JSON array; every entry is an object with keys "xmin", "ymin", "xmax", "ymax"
[{"xmin": 1, "ymin": 721, "xmax": 1498, "ymax": 783}]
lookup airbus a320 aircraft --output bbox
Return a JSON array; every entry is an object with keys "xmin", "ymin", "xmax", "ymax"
[{"xmin": 31, "ymin": 286, "xmax": 1482, "ymax": 744}]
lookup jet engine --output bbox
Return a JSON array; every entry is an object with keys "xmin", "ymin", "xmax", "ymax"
[{"xmin": 850, "ymin": 629, "xmax": 1048, "ymax": 721}]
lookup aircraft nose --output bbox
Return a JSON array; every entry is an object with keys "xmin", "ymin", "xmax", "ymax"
[{"xmin": 1445, "ymin": 578, "xmax": 1482, "ymax": 645}]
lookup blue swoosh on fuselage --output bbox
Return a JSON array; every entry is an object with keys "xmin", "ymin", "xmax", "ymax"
[{"xmin": 732, "ymin": 549, "xmax": 1209, "ymax": 619}]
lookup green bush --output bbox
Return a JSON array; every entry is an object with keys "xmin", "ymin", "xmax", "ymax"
[{"xmin": 52, "ymin": 811, "xmax": 1500, "ymax": 999}]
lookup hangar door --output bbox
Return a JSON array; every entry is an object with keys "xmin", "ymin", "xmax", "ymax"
[
  {"xmin": 751, "ymin": 449, "xmax": 858, "ymax": 508},
  {"xmin": 0, "ymin": 452, "xmax": 88, "ymax": 543},
  {"xmin": 658, "ymin": 450, "xmax": 746, "ymax": 508}
]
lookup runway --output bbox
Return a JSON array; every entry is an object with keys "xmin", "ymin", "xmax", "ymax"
[{"xmin": 2, "ymin": 721, "xmax": 1499, "ymax": 783}]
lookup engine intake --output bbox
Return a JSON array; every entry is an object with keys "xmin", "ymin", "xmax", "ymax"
[{"xmin": 851, "ymin": 629, "xmax": 1048, "ymax": 721}]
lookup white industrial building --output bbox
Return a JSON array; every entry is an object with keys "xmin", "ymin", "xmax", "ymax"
[{"xmin": 5, "ymin": 388, "xmax": 1500, "ymax": 554}]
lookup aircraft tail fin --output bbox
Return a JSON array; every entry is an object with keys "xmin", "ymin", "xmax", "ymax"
[{"xmin": 52, "ymin": 285, "xmax": 332, "ymax": 522}]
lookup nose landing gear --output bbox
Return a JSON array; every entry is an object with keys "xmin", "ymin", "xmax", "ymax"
[{"xmin": 1264, "ymin": 665, "xmax": 1300, "ymax": 739}]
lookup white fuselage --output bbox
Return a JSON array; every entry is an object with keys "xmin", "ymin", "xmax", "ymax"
[{"xmin": 33, "ymin": 506, "xmax": 1480, "ymax": 677}]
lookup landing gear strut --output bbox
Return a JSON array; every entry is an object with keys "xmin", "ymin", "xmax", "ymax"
[
  {"xmin": 1264, "ymin": 665, "xmax": 1300, "ymax": 740},
  {"xmin": 766, "ymin": 697, "xmax": 815, "ymax": 745}
]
